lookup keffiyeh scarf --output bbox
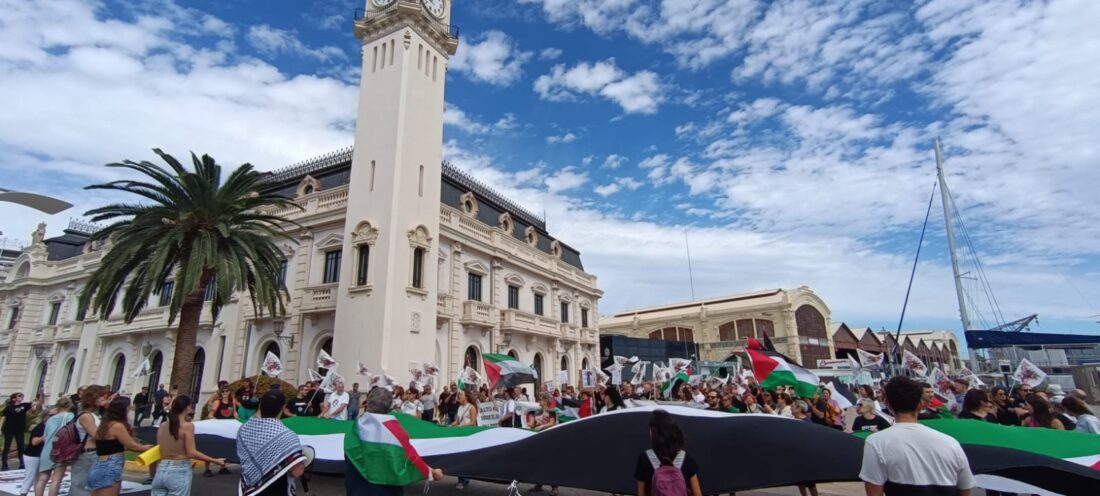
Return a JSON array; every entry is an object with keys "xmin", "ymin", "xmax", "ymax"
[{"xmin": 237, "ymin": 417, "xmax": 305, "ymax": 496}]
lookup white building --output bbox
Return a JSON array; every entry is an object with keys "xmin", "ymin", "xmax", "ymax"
[{"xmin": 0, "ymin": 0, "xmax": 602, "ymax": 401}]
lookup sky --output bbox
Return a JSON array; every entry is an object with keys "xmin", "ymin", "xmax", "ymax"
[{"xmin": 1, "ymin": 0, "xmax": 1099, "ymax": 350}]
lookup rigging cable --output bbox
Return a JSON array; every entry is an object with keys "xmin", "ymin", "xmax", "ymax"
[
  {"xmin": 892, "ymin": 181, "xmax": 939, "ymax": 374},
  {"xmin": 947, "ymin": 187, "xmax": 1008, "ymax": 327}
]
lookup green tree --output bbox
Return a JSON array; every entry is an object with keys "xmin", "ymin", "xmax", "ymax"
[{"xmin": 79, "ymin": 149, "xmax": 297, "ymax": 393}]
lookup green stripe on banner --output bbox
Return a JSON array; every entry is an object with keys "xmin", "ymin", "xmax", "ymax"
[
  {"xmin": 853, "ymin": 419, "xmax": 1100, "ymax": 459},
  {"xmin": 281, "ymin": 412, "xmax": 491, "ymax": 438}
]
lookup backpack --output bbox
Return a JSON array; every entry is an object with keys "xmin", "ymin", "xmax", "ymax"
[
  {"xmin": 51, "ymin": 412, "xmax": 89, "ymax": 464},
  {"xmin": 646, "ymin": 449, "xmax": 688, "ymax": 496}
]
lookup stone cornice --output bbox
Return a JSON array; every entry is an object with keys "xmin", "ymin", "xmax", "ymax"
[{"xmin": 354, "ymin": 6, "xmax": 458, "ymax": 56}]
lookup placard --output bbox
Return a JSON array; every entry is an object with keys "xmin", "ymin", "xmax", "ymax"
[
  {"xmin": 476, "ymin": 401, "xmax": 501, "ymax": 426},
  {"xmin": 611, "ymin": 369, "xmax": 622, "ymax": 385},
  {"xmin": 558, "ymin": 370, "xmax": 569, "ymax": 385},
  {"xmin": 581, "ymin": 370, "xmax": 596, "ymax": 389}
]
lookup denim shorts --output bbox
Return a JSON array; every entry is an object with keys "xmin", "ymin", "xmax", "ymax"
[
  {"xmin": 85, "ymin": 454, "xmax": 124, "ymax": 490},
  {"xmin": 151, "ymin": 459, "xmax": 193, "ymax": 496}
]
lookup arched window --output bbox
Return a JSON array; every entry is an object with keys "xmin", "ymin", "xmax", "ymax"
[
  {"xmin": 264, "ymin": 342, "xmax": 281, "ymax": 360},
  {"xmin": 15, "ymin": 262, "xmax": 30, "ymax": 279},
  {"xmin": 533, "ymin": 353, "xmax": 544, "ymax": 386},
  {"xmin": 795, "ymin": 305, "xmax": 830, "ymax": 366},
  {"xmin": 190, "ymin": 348, "xmax": 206, "ymax": 401},
  {"xmin": 560, "ymin": 355, "xmax": 569, "ymax": 385},
  {"xmin": 146, "ymin": 351, "xmax": 163, "ymax": 392},
  {"xmin": 736, "ymin": 319, "xmax": 755, "ymax": 340},
  {"xmin": 507, "ymin": 349, "xmax": 519, "ymax": 359},
  {"xmin": 755, "ymin": 319, "xmax": 775, "ymax": 337},
  {"xmin": 318, "ymin": 338, "xmax": 333, "ymax": 376},
  {"xmin": 648, "ymin": 327, "xmax": 695, "ymax": 342},
  {"xmin": 464, "ymin": 346, "xmax": 481, "ymax": 372},
  {"xmin": 35, "ymin": 361, "xmax": 48, "ymax": 395},
  {"xmin": 718, "ymin": 322, "xmax": 736, "ymax": 341},
  {"xmin": 62, "ymin": 358, "xmax": 76, "ymax": 394},
  {"xmin": 412, "ymin": 247, "xmax": 426, "ymax": 289},
  {"xmin": 111, "ymin": 355, "xmax": 126, "ymax": 392},
  {"xmin": 581, "ymin": 357, "xmax": 589, "ymax": 372}
]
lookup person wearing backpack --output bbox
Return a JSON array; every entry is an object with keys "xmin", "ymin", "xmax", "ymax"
[
  {"xmin": 36, "ymin": 397, "xmax": 74, "ymax": 496},
  {"xmin": 634, "ymin": 410, "xmax": 702, "ymax": 496}
]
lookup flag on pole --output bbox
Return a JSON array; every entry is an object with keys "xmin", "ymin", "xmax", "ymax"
[
  {"xmin": 903, "ymin": 350, "xmax": 928, "ymax": 377},
  {"xmin": 483, "ymin": 354, "xmax": 538, "ymax": 388},
  {"xmin": 356, "ymin": 361, "xmax": 371, "ymax": 377},
  {"xmin": 1013, "ymin": 358, "xmax": 1047, "ymax": 387},
  {"xmin": 131, "ymin": 358, "xmax": 151, "ymax": 378},
  {"xmin": 457, "ymin": 366, "xmax": 480, "ymax": 390},
  {"xmin": 661, "ymin": 370, "xmax": 689, "ymax": 398},
  {"xmin": 857, "ymin": 348, "xmax": 883, "ymax": 368},
  {"xmin": 746, "ymin": 348, "xmax": 820, "ymax": 398},
  {"xmin": 631, "ymin": 361, "xmax": 649, "ymax": 385},
  {"xmin": 261, "ymin": 352, "xmax": 284, "ymax": 377},
  {"xmin": 317, "ymin": 350, "xmax": 338, "ymax": 370},
  {"xmin": 669, "ymin": 358, "xmax": 692, "ymax": 374},
  {"xmin": 959, "ymin": 366, "xmax": 985, "ymax": 388}
]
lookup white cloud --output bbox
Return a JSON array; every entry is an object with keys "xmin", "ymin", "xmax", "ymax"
[
  {"xmin": 539, "ymin": 47, "xmax": 563, "ymax": 60},
  {"xmin": 595, "ymin": 176, "xmax": 643, "ymax": 196},
  {"xmin": 544, "ymin": 167, "xmax": 588, "ymax": 192},
  {"xmin": 581, "ymin": 155, "xmax": 596, "ymax": 166},
  {"xmin": 450, "ymin": 31, "xmax": 532, "ymax": 86},
  {"xmin": 443, "ymin": 103, "xmax": 517, "ymax": 135},
  {"xmin": 246, "ymin": 24, "xmax": 346, "ymax": 62},
  {"xmin": 603, "ymin": 154, "xmax": 627, "ymax": 169},
  {"xmin": 546, "ymin": 132, "xmax": 577, "ymax": 144},
  {"xmin": 533, "ymin": 59, "xmax": 664, "ymax": 113},
  {"xmin": 728, "ymin": 97, "xmax": 786, "ymax": 125}
]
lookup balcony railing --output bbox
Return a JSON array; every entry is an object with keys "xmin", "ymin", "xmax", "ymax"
[
  {"xmin": 460, "ymin": 300, "xmax": 494, "ymax": 327},
  {"xmin": 500, "ymin": 309, "xmax": 559, "ymax": 336},
  {"xmin": 303, "ymin": 284, "xmax": 338, "ymax": 312},
  {"xmin": 437, "ymin": 295, "xmax": 453, "ymax": 317}
]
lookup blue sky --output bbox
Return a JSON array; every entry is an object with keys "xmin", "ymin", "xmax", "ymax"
[{"xmin": 2, "ymin": 0, "xmax": 1099, "ymax": 350}]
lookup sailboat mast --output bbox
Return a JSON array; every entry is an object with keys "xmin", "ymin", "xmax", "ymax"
[{"xmin": 935, "ymin": 137, "xmax": 973, "ymax": 333}]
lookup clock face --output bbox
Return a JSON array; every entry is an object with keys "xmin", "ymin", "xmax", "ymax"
[
  {"xmin": 371, "ymin": 0, "xmax": 395, "ymax": 7},
  {"xmin": 421, "ymin": 0, "xmax": 446, "ymax": 19}
]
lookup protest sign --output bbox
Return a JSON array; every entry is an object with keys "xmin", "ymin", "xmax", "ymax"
[
  {"xmin": 611, "ymin": 369, "xmax": 622, "ymax": 385},
  {"xmin": 558, "ymin": 370, "xmax": 569, "ymax": 385},
  {"xmin": 581, "ymin": 370, "xmax": 596, "ymax": 389},
  {"xmin": 477, "ymin": 402, "xmax": 501, "ymax": 426}
]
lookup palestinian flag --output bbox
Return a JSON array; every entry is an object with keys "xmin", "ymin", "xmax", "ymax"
[
  {"xmin": 345, "ymin": 413, "xmax": 431, "ymax": 486},
  {"xmin": 662, "ymin": 371, "xmax": 689, "ymax": 398},
  {"xmin": 483, "ymin": 353, "xmax": 538, "ymax": 388},
  {"xmin": 145, "ymin": 408, "xmax": 1100, "ymax": 494},
  {"xmin": 746, "ymin": 348, "xmax": 819, "ymax": 397}
]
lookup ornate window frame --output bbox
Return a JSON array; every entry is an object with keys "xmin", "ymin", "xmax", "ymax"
[
  {"xmin": 498, "ymin": 212, "xmax": 513, "ymax": 234},
  {"xmin": 524, "ymin": 226, "xmax": 538, "ymax": 247},
  {"xmin": 503, "ymin": 273, "xmax": 525, "ymax": 288},
  {"xmin": 407, "ymin": 225, "xmax": 432, "ymax": 297},
  {"xmin": 550, "ymin": 240, "xmax": 563, "ymax": 258},
  {"xmin": 350, "ymin": 221, "xmax": 379, "ymax": 294},
  {"xmin": 459, "ymin": 192, "xmax": 479, "ymax": 217},
  {"xmin": 296, "ymin": 175, "xmax": 321, "ymax": 197}
]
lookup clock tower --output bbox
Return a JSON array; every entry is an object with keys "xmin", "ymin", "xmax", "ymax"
[{"xmin": 332, "ymin": 0, "xmax": 458, "ymax": 380}]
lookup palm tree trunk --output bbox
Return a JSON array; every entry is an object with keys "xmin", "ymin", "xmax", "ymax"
[{"xmin": 169, "ymin": 291, "xmax": 204, "ymax": 396}]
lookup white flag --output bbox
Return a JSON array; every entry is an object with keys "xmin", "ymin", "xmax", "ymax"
[
  {"xmin": 422, "ymin": 363, "xmax": 440, "ymax": 376},
  {"xmin": 356, "ymin": 361, "xmax": 371, "ymax": 377},
  {"xmin": 857, "ymin": 348, "xmax": 883, "ymax": 368},
  {"xmin": 705, "ymin": 375, "xmax": 728, "ymax": 390},
  {"xmin": 459, "ymin": 367, "xmax": 481, "ymax": 388},
  {"xmin": 631, "ymin": 361, "xmax": 649, "ymax": 385},
  {"xmin": 308, "ymin": 368, "xmax": 325, "ymax": 383},
  {"xmin": 131, "ymin": 358, "xmax": 151, "ymax": 378},
  {"xmin": 929, "ymin": 367, "xmax": 958, "ymax": 412},
  {"xmin": 319, "ymin": 370, "xmax": 344, "ymax": 393},
  {"xmin": 669, "ymin": 358, "xmax": 692, "ymax": 373},
  {"xmin": 1013, "ymin": 358, "xmax": 1047, "ymax": 387},
  {"xmin": 590, "ymin": 367, "xmax": 610, "ymax": 385},
  {"xmin": 903, "ymin": 350, "xmax": 928, "ymax": 377},
  {"xmin": 317, "ymin": 349, "xmax": 338, "ymax": 370},
  {"xmin": 261, "ymin": 352, "xmax": 284, "ymax": 377},
  {"xmin": 959, "ymin": 367, "xmax": 985, "ymax": 388},
  {"xmin": 370, "ymin": 372, "xmax": 397, "ymax": 391},
  {"xmin": 605, "ymin": 355, "xmax": 636, "ymax": 373}
]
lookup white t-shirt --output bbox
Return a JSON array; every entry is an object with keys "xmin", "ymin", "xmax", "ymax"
[
  {"xmin": 326, "ymin": 392, "xmax": 350, "ymax": 420},
  {"xmin": 401, "ymin": 400, "xmax": 423, "ymax": 416},
  {"xmin": 860, "ymin": 423, "xmax": 975, "ymax": 492}
]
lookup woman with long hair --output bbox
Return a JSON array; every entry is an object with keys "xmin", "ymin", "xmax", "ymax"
[
  {"xmin": 958, "ymin": 390, "xmax": 996, "ymax": 422},
  {"xmin": 634, "ymin": 410, "xmax": 702, "ymax": 496},
  {"xmin": 36, "ymin": 397, "xmax": 74, "ymax": 496},
  {"xmin": 601, "ymin": 386, "xmax": 626, "ymax": 413},
  {"xmin": 450, "ymin": 390, "xmax": 477, "ymax": 491},
  {"xmin": 1025, "ymin": 395, "xmax": 1065, "ymax": 430},
  {"xmin": 87, "ymin": 397, "xmax": 153, "ymax": 496},
  {"xmin": 201, "ymin": 388, "xmax": 236, "ymax": 477},
  {"xmin": 69, "ymin": 385, "xmax": 110, "ymax": 496},
  {"xmin": 151, "ymin": 396, "xmax": 226, "ymax": 496}
]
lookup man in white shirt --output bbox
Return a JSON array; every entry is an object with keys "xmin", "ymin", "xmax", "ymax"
[
  {"xmin": 861, "ymin": 376, "xmax": 975, "ymax": 496},
  {"xmin": 322, "ymin": 381, "xmax": 350, "ymax": 420}
]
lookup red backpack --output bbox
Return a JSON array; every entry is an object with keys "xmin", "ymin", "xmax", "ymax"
[
  {"xmin": 51, "ymin": 412, "xmax": 90, "ymax": 464},
  {"xmin": 646, "ymin": 449, "xmax": 688, "ymax": 496}
]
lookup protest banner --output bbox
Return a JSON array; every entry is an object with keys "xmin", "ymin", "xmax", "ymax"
[
  {"xmin": 477, "ymin": 402, "xmax": 501, "ymax": 426},
  {"xmin": 581, "ymin": 370, "xmax": 596, "ymax": 388}
]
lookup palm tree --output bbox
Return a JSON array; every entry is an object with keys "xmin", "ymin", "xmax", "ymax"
[{"xmin": 78, "ymin": 149, "xmax": 298, "ymax": 393}]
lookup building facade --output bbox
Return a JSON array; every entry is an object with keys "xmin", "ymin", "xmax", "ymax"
[
  {"xmin": 830, "ymin": 324, "xmax": 963, "ymax": 373},
  {"xmin": 0, "ymin": 0, "xmax": 602, "ymax": 401},
  {"xmin": 599, "ymin": 287, "xmax": 835, "ymax": 366}
]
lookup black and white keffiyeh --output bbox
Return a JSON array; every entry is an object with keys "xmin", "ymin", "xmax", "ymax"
[{"xmin": 237, "ymin": 417, "xmax": 305, "ymax": 496}]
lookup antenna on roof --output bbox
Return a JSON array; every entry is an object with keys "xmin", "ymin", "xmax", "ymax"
[{"xmin": 685, "ymin": 229, "xmax": 696, "ymax": 301}]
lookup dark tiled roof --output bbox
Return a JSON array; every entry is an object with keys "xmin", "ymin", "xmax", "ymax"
[
  {"xmin": 45, "ymin": 230, "xmax": 91, "ymax": 261},
  {"xmin": 259, "ymin": 147, "xmax": 586, "ymax": 270}
]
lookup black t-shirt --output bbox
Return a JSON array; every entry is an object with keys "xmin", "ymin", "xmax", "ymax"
[
  {"xmin": 238, "ymin": 388, "xmax": 259, "ymax": 410},
  {"xmin": 1, "ymin": 402, "xmax": 32, "ymax": 433},
  {"xmin": 308, "ymin": 391, "xmax": 324, "ymax": 416},
  {"xmin": 286, "ymin": 396, "xmax": 311, "ymax": 417},
  {"xmin": 634, "ymin": 451, "xmax": 699, "ymax": 493},
  {"xmin": 917, "ymin": 408, "xmax": 941, "ymax": 420},
  {"xmin": 958, "ymin": 411, "xmax": 995, "ymax": 423},
  {"xmin": 852, "ymin": 414, "xmax": 892, "ymax": 432},
  {"xmin": 24, "ymin": 422, "xmax": 47, "ymax": 457},
  {"xmin": 995, "ymin": 404, "xmax": 1020, "ymax": 426}
]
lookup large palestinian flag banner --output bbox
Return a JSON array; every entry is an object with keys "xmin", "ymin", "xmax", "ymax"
[
  {"xmin": 483, "ymin": 353, "xmax": 538, "ymax": 388},
  {"xmin": 141, "ymin": 407, "xmax": 1100, "ymax": 495}
]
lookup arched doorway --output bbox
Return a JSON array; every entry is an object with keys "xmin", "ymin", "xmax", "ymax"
[
  {"xmin": 264, "ymin": 341, "xmax": 281, "ymax": 360},
  {"xmin": 62, "ymin": 357, "xmax": 76, "ymax": 394},
  {"xmin": 35, "ymin": 360, "xmax": 48, "ymax": 395},
  {"xmin": 507, "ymin": 349, "xmax": 519, "ymax": 359},
  {"xmin": 317, "ymin": 338, "xmax": 333, "ymax": 376},
  {"xmin": 532, "ymin": 353, "xmax": 543, "ymax": 387},
  {"xmin": 581, "ymin": 357, "xmax": 589, "ymax": 372},
  {"xmin": 464, "ymin": 346, "xmax": 480, "ymax": 372},
  {"xmin": 110, "ymin": 355, "xmax": 126, "ymax": 392},
  {"xmin": 146, "ymin": 351, "xmax": 164, "ymax": 392},
  {"xmin": 190, "ymin": 348, "xmax": 205, "ymax": 401},
  {"xmin": 560, "ymin": 355, "xmax": 569, "ymax": 385}
]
